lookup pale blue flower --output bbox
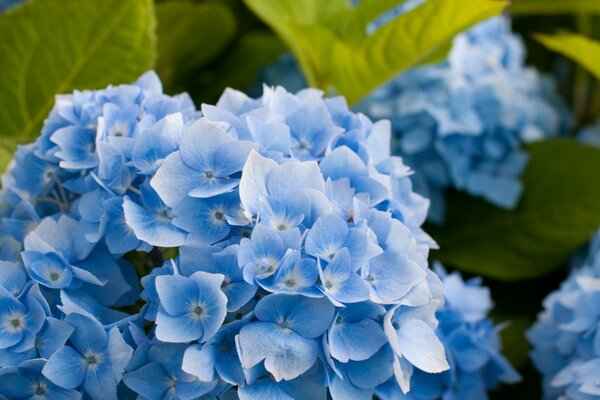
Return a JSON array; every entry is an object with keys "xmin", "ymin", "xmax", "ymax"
[
  {"xmin": 154, "ymin": 271, "xmax": 228, "ymax": 343},
  {"xmin": 151, "ymin": 119, "xmax": 257, "ymax": 207},
  {"xmin": 528, "ymin": 228, "xmax": 600, "ymax": 399},
  {"xmin": 42, "ymin": 313, "xmax": 133, "ymax": 400},
  {"xmin": 123, "ymin": 342, "xmax": 217, "ymax": 400},
  {"xmin": 0, "ymin": 283, "xmax": 47, "ymax": 354},
  {"xmin": 0, "ymin": 359, "xmax": 80, "ymax": 400},
  {"xmin": 236, "ymin": 294, "xmax": 335, "ymax": 381}
]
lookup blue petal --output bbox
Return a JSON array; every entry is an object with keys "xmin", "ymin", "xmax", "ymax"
[
  {"xmin": 237, "ymin": 322, "xmax": 319, "ymax": 381},
  {"xmin": 123, "ymin": 362, "xmax": 172, "ymax": 400},
  {"xmin": 155, "ymin": 274, "xmax": 198, "ymax": 316},
  {"xmin": 42, "ymin": 346, "xmax": 86, "ymax": 389},
  {"xmin": 182, "ymin": 344, "xmax": 217, "ymax": 382},
  {"xmin": 305, "ymin": 215, "xmax": 348, "ymax": 260},
  {"xmin": 65, "ymin": 313, "xmax": 108, "ymax": 355},
  {"xmin": 37, "ymin": 318, "xmax": 74, "ymax": 359},
  {"xmin": 84, "ymin": 362, "xmax": 117, "ymax": 400},
  {"xmin": 179, "ymin": 119, "xmax": 235, "ymax": 171},
  {"xmin": 366, "ymin": 251, "xmax": 427, "ymax": 304},
  {"xmin": 123, "ymin": 196, "xmax": 187, "ymax": 247},
  {"xmin": 155, "ymin": 310, "xmax": 203, "ymax": 343},
  {"xmin": 151, "ymin": 152, "xmax": 202, "ymax": 208}
]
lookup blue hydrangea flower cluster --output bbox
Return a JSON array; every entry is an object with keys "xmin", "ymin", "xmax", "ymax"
[
  {"xmin": 358, "ymin": 15, "xmax": 572, "ymax": 221},
  {"xmin": 376, "ymin": 263, "xmax": 520, "ymax": 400},
  {"xmin": 527, "ymin": 230, "xmax": 600, "ymax": 399},
  {"xmin": 0, "ymin": 71, "xmax": 454, "ymax": 399}
]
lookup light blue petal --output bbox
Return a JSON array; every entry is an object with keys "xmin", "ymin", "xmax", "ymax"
[
  {"xmin": 84, "ymin": 362, "xmax": 117, "ymax": 400},
  {"xmin": 123, "ymin": 363, "xmax": 170, "ymax": 400},
  {"xmin": 155, "ymin": 274, "xmax": 197, "ymax": 316},
  {"xmin": 155, "ymin": 310, "xmax": 203, "ymax": 343},
  {"xmin": 305, "ymin": 215, "xmax": 348, "ymax": 260},
  {"xmin": 182, "ymin": 344, "xmax": 217, "ymax": 382},
  {"xmin": 239, "ymin": 150, "xmax": 278, "ymax": 217},
  {"xmin": 36, "ymin": 318, "xmax": 74, "ymax": 359},
  {"xmin": 151, "ymin": 152, "xmax": 201, "ymax": 208},
  {"xmin": 395, "ymin": 318, "xmax": 449, "ymax": 373},
  {"xmin": 366, "ymin": 251, "xmax": 427, "ymax": 304},
  {"xmin": 179, "ymin": 119, "xmax": 234, "ymax": 171},
  {"xmin": 65, "ymin": 313, "xmax": 108, "ymax": 355},
  {"xmin": 42, "ymin": 346, "xmax": 86, "ymax": 389},
  {"xmin": 123, "ymin": 196, "xmax": 187, "ymax": 247},
  {"xmin": 106, "ymin": 326, "xmax": 133, "ymax": 381}
]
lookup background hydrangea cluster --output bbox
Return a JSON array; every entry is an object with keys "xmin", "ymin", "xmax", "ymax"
[
  {"xmin": 357, "ymin": 15, "xmax": 572, "ymax": 222},
  {"xmin": 0, "ymin": 71, "xmax": 453, "ymax": 399},
  {"xmin": 527, "ymin": 229, "xmax": 600, "ymax": 399}
]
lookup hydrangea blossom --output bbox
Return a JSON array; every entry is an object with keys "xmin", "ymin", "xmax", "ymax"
[
  {"xmin": 376, "ymin": 264, "xmax": 520, "ymax": 400},
  {"xmin": 358, "ymin": 15, "xmax": 571, "ymax": 221},
  {"xmin": 257, "ymin": 15, "xmax": 571, "ymax": 222},
  {"xmin": 527, "ymin": 229, "xmax": 600, "ymax": 399},
  {"xmin": 0, "ymin": 71, "xmax": 452, "ymax": 398}
]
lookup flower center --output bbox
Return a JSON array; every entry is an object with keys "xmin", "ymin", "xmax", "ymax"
[
  {"xmin": 10, "ymin": 318, "xmax": 22, "ymax": 329},
  {"xmin": 277, "ymin": 223, "xmax": 287, "ymax": 231},
  {"xmin": 283, "ymin": 278, "xmax": 296, "ymax": 288},
  {"xmin": 214, "ymin": 211, "xmax": 224, "ymax": 220},
  {"xmin": 34, "ymin": 383, "xmax": 46, "ymax": 396},
  {"xmin": 49, "ymin": 272, "xmax": 60, "ymax": 282},
  {"xmin": 205, "ymin": 170, "xmax": 215, "ymax": 179},
  {"xmin": 325, "ymin": 280, "xmax": 334, "ymax": 289},
  {"xmin": 86, "ymin": 354, "xmax": 99, "ymax": 365},
  {"xmin": 193, "ymin": 305, "xmax": 204, "ymax": 317}
]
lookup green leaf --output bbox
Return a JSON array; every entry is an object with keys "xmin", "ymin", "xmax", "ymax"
[
  {"xmin": 535, "ymin": 33, "xmax": 600, "ymax": 81},
  {"xmin": 510, "ymin": 0, "xmax": 600, "ymax": 15},
  {"xmin": 429, "ymin": 140, "xmax": 600, "ymax": 281},
  {"xmin": 0, "ymin": 0, "xmax": 156, "ymax": 159},
  {"xmin": 244, "ymin": 0, "xmax": 507, "ymax": 104},
  {"xmin": 191, "ymin": 31, "xmax": 285, "ymax": 104},
  {"xmin": 156, "ymin": 0, "xmax": 237, "ymax": 93}
]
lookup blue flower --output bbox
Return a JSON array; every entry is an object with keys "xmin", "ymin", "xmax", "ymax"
[
  {"xmin": 123, "ymin": 342, "xmax": 217, "ymax": 400},
  {"xmin": 0, "ymin": 359, "xmax": 80, "ymax": 400},
  {"xmin": 151, "ymin": 119, "xmax": 257, "ymax": 207},
  {"xmin": 327, "ymin": 302, "xmax": 387, "ymax": 363},
  {"xmin": 0, "ymin": 283, "xmax": 47, "ymax": 354},
  {"xmin": 123, "ymin": 181, "xmax": 187, "ymax": 247},
  {"xmin": 236, "ymin": 294, "xmax": 335, "ymax": 381},
  {"xmin": 528, "ymin": 228, "xmax": 600, "ymax": 399},
  {"xmin": 154, "ymin": 271, "xmax": 228, "ymax": 343},
  {"xmin": 182, "ymin": 317, "xmax": 248, "ymax": 386},
  {"xmin": 42, "ymin": 313, "xmax": 133, "ymax": 400},
  {"xmin": 179, "ymin": 244, "xmax": 256, "ymax": 313}
]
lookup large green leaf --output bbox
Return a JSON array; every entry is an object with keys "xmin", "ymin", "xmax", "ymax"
[
  {"xmin": 535, "ymin": 33, "xmax": 600, "ymax": 81},
  {"xmin": 244, "ymin": 0, "xmax": 507, "ymax": 104},
  {"xmin": 156, "ymin": 0, "xmax": 236, "ymax": 94},
  {"xmin": 0, "ymin": 0, "xmax": 156, "ymax": 165},
  {"xmin": 510, "ymin": 0, "xmax": 600, "ymax": 14},
  {"xmin": 429, "ymin": 140, "xmax": 600, "ymax": 280}
]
